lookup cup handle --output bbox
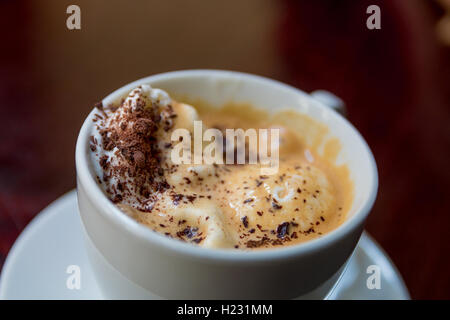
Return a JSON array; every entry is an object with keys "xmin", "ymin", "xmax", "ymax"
[{"xmin": 310, "ymin": 90, "xmax": 347, "ymax": 117}]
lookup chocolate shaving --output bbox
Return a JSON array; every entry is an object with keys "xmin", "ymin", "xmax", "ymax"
[
  {"xmin": 177, "ymin": 226, "xmax": 198, "ymax": 239},
  {"xmin": 94, "ymin": 101, "xmax": 103, "ymax": 110},
  {"xmin": 272, "ymin": 202, "xmax": 283, "ymax": 210},
  {"xmin": 241, "ymin": 216, "xmax": 249, "ymax": 228},
  {"xmin": 276, "ymin": 222, "xmax": 290, "ymax": 238}
]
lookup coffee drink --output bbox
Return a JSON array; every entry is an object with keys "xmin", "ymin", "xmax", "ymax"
[{"xmin": 89, "ymin": 85, "xmax": 353, "ymax": 250}]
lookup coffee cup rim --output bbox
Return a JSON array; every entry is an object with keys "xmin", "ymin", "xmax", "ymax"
[{"xmin": 75, "ymin": 69, "xmax": 378, "ymax": 263}]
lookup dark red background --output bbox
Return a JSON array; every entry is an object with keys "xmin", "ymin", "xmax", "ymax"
[{"xmin": 0, "ymin": 0, "xmax": 449, "ymax": 299}]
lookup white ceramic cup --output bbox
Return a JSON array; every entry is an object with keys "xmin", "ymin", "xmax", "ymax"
[{"xmin": 76, "ymin": 70, "xmax": 378, "ymax": 299}]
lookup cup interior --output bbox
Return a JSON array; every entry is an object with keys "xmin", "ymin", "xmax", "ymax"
[{"xmin": 77, "ymin": 69, "xmax": 378, "ymax": 259}]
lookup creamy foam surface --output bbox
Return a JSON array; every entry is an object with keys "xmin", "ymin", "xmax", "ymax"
[{"xmin": 90, "ymin": 85, "xmax": 353, "ymax": 249}]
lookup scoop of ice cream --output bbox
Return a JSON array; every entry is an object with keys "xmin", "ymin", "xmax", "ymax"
[{"xmin": 222, "ymin": 160, "xmax": 336, "ymax": 236}]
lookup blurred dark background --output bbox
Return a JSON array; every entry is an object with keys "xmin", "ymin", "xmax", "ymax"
[{"xmin": 0, "ymin": 0, "xmax": 449, "ymax": 299}]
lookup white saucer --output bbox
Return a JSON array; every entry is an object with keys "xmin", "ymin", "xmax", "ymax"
[{"xmin": 0, "ymin": 190, "xmax": 409, "ymax": 300}]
